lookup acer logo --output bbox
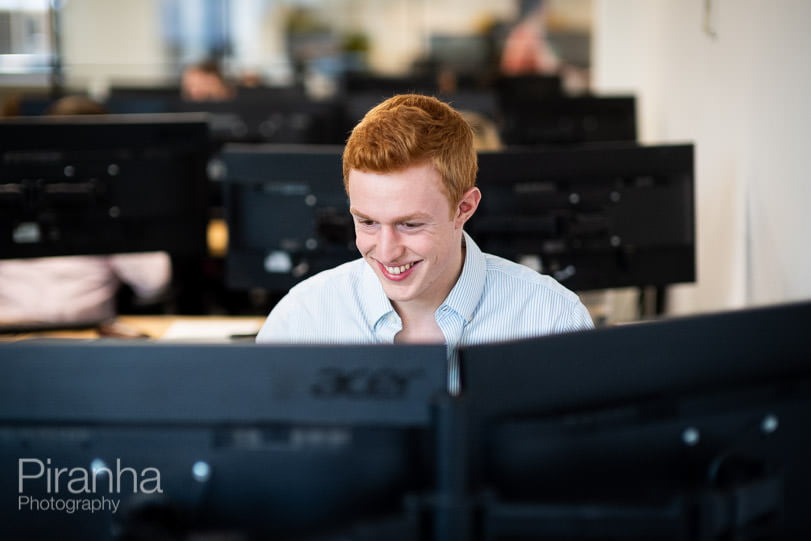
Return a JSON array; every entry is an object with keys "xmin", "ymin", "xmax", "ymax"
[{"xmin": 310, "ymin": 367, "xmax": 425, "ymax": 399}]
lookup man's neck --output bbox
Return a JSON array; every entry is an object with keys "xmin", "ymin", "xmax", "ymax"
[{"xmin": 393, "ymin": 309, "xmax": 445, "ymax": 344}]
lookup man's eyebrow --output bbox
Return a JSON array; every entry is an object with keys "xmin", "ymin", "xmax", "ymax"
[
  {"xmin": 349, "ymin": 208, "xmax": 431, "ymax": 223},
  {"xmin": 349, "ymin": 208, "xmax": 373, "ymax": 220}
]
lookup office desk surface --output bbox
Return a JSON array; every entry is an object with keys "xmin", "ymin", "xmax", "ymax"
[{"xmin": 0, "ymin": 315, "xmax": 265, "ymax": 342}]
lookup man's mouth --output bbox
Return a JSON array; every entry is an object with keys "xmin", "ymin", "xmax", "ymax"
[
  {"xmin": 378, "ymin": 260, "xmax": 420, "ymax": 280},
  {"xmin": 384, "ymin": 262, "xmax": 415, "ymax": 275}
]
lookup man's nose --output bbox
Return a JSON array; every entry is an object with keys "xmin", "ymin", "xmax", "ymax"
[{"xmin": 377, "ymin": 225, "xmax": 404, "ymax": 262}]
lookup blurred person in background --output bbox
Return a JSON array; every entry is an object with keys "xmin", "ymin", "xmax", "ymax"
[
  {"xmin": 500, "ymin": 0, "xmax": 560, "ymax": 76},
  {"xmin": 181, "ymin": 59, "xmax": 235, "ymax": 101}
]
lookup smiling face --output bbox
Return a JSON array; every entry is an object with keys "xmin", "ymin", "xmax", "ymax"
[{"xmin": 348, "ymin": 161, "xmax": 480, "ymax": 313}]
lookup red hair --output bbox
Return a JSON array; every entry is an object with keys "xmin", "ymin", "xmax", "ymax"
[{"xmin": 342, "ymin": 94, "xmax": 478, "ymax": 210}]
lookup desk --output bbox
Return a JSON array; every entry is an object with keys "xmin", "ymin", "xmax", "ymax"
[{"xmin": 0, "ymin": 315, "xmax": 264, "ymax": 342}]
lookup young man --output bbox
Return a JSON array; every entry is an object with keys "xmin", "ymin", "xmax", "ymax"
[{"xmin": 256, "ymin": 94, "xmax": 593, "ymax": 352}]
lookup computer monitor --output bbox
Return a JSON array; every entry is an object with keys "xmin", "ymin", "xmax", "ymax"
[
  {"xmin": 0, "ymin": 113, "xmax": 211, "ymax": 259},
  {"xmin": 178, "ymin": 96, "xmax": 347, "ymax": 146},
  {"xmin": 493, "ymin": 74, "xmax": 563, "ymax": 102},
  {"xmin": 105, "ymin": 85, "xmax": 181, "ymax": 114},
  {"xmin": 442, "ymin": 91, "xmax": 500, "ymax": 123},
  {"xmin": 219, "ymin": 144, "xmax": 356, "ymax": 292},
  {"xmin": 427, "ymin": 34, "xmax": 492, "ymax": 77},
  {"xmin": 342, "ymin": 73, "xmax": 439, "ymax": 95},
  {"xmin": 15, "ymin": 93, "xmax": 63, "ymax": 116},
  {"xmin": 458, "ymin": 300, "xmax": 811, "ymax": 539},
  {"xmin": 499, "ymin": 95, "xmax": 637, "ymax": 146},
  {"xmin": 469, "ymin": 143, "xmax": 695, "ymax": 291},
  {"xmin": 0, "ymin": 341, "xmax": 448, "ymax": 540}
]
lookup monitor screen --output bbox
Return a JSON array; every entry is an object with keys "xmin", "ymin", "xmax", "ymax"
[
  {"xmin": 469, "ymin": 143, "xmax": 695, "ymax": 290},
  {"xmin": 219, "ymin": 144, "xmax": 356, "ymax": 292},
  {"xmin": 0, "ymin": 113, "xmax": 211, "ymax": 259},
  {"xmin": 0, "ymin": 341, "xmax": 448, "ymax": 540},
  {"xmin": 458, "ymin": 300, "xmax": 811, "ymax": 539}
]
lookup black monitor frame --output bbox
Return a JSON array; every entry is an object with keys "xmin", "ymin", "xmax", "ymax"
[
  {"xmin": 0, "ymin": 113, "xmax": 211, "ymax": 259},
  {"xmin": 341, "ymin": 73, "xmax": 439, "ymax": 96},
  {"xmin": 458, "ymin": 300, "xmax": 811, "ymax": 539},
  {"xmin": 177, "ymin": 96, "xmax": 348, "ymax": 146},
  {"xmin": 498, "ymin": 95, "xmax": 637, "ymax": 146},
  {"xmin": 104, "ymin": 85, "xmax": 182, "ymax": 114},
  {"xmin": 0, "ymin": 341, "xmax": 448, "ymax": 540},
  {"xmin": 493, "ymin": 75, "xmax": 563, "ymax": 101},
  {"xmin": 220, "ymin": 144, "xmax": 357, "ymax": 292},
  {"xmin": 469, "ymin": 143, "xmax": 695, "ymax": 291},
  {"xmin": 105, "ymin": 85, "xmax": 348, "ymax": 145}
]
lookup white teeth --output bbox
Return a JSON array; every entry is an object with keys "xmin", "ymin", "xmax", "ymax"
[{"xmin": 385, "ymin": 262, "xmax": 414, "ymax": 275}]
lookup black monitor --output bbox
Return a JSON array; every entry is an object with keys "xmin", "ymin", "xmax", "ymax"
[
  {"xmin": 105, "ymin": 85, "xmax": 181, "ymax": 114},
  {"xmin": 0, "ymin": 341, "xmax": 448, "ymax": 540},
  {"xmin": 341, "ymin": 91, "xmax": 413, "ymax": 136},
  {"xmin": 458, "ymin": 300, "xmax": 811, "ymax": 539},
  {"xmin": 178, "ymin": 95, "xmax": 347, "ymax": 146},
  {"xmin": 342, "ymin": 73, "xmax": 439, "ymax": 95},
  {"xmin": 219, "ymin": 144, "xmax": 356, "ymax": 292},
  {"xmin": 107, "ymin": 85, "xmax": 182, "ymax": 100},
  {"xmin": 426, "ymin": 34, "xmax": 493, "ymax": 78},
  {"xmin": 104, "ymin": 96, "xmax": 178, "ymax": 115},
  {"xmin": 15, "ymin": 93, "xmax": 62, "ymax": 116},
  {"xmin": 442, "ymin": 91, "xmax": 500, "ymax": 122},
  {"xmin": 468, "ymin": 143, "xmax": 694, "ymax": 291},
  {"xmin": 499, "ymin": 95, "xmax": 637, "ymax": 146},
  {"xmin": 0, "ymin": 113, "xmax": 210, "ymax": 259},
  {"xmin": 493, "ymin": 74, "xmax": 563, "ymax": 102}
]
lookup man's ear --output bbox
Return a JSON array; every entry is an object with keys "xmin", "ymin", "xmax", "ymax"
[{"xmin": 454, "ymin": 187, "xmax": 481, "ymax": 228}]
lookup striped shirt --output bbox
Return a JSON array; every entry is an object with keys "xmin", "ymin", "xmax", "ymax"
[{"xmin": 256, "ymin": 231, "xmax": 593, "ymax": 355}]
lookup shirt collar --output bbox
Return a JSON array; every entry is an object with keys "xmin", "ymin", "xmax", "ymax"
[
  {"xmin": 441, "ymin": 230, "xmax": 487, "ymax": 323},
  {"xmin": 359, "ymin": 258, "xmax": 397, "ymax": 328}
]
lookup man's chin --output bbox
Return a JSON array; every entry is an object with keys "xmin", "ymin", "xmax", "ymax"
[
  {"xmin": 380, "ymin": 278, "xmax": 410, "ymax": 294},
  {"xmin": 378, "ymin": 279, "xmax": 417, "ymax": 304}
]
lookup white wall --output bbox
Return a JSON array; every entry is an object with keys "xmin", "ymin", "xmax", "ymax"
[
  {"xmin": 60, "ymin": 0, "xmax": 170, "ymax": 93},
  {"xmin": 320, "ymin": 0, "xmax": 515, "ymax": 74},
  {"xmin": 230, "ymin": 0, "xmax": 293, "ymax": 84},
  {"xmin": 57, "ymin": 0, "xmax": 517, "ymax": 89},
  {"xmin": 593, "ymin": 0, "xmax": 811, "ymax": 315}
]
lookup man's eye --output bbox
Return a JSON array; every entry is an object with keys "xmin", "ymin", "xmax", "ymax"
[{"xmin": 401, "ymin": 222, "xmax": 423, "ymax": 229}]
